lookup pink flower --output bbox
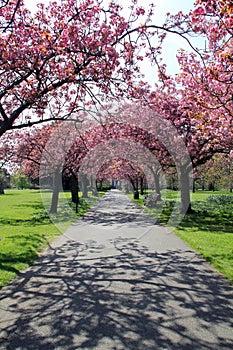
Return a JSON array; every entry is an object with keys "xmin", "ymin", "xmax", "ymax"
[
  {"xmin": 193, "ymin": 5, "xmax": 206, "ymax": 16},
  {"xmin": 136, "ymin": 7, "xmax": 145, "ymax": 16}
]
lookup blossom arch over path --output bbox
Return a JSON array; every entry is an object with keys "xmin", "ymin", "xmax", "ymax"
[
  {"xmin": 39, "ymin": 109, "xmax": 193, "ymax": 231},
  {"xmin": 78, "ymin": 138, "xmax": 165, "ymax": 201}
]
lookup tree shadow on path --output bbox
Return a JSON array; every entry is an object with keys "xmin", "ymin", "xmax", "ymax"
[{"xmin": 0, "ymin": 238, "xmax": 233, "ymax": 350}]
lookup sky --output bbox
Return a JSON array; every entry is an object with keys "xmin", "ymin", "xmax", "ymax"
[
  {"xmin": 23, "ymin": 0, "xmax": 200, "ymax": 85},
  {"xmin": 133, "ymin": 0, "xmax": 201, "ymax": 83}
]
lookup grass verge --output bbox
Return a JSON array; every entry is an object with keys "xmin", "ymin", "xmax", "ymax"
[
  {"xmin": 0, "ymin": 189, "xmax": 102, "ymax": 287},
  {"xmin": 130, "ymin": 190, "xmax": 233, "ymax": 283}
]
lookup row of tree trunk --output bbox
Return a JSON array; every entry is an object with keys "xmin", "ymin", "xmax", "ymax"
[
  {"xmin": 49, "ymin": 173, "xmax": 91, "ymax": 214},
  {"xmin": 129, "ymin": 165, "xmax": 193, "ymax": 214}
]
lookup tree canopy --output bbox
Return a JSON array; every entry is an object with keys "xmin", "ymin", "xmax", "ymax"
[{"xmin": 0, "ymin": 0, "xmax": 232, "ymax": 217}]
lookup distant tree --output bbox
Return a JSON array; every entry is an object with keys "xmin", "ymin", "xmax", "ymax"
[
  {"xmin": 197, "ymin": 153, "xmax": 233, "ymax": 192},
  {"xmin": 96, "ymin": 158, "xmax": 145, "ymax": 199},
  {"xmin": 11, "ymin": 169, "xmax": 31, "ymax": 189}
]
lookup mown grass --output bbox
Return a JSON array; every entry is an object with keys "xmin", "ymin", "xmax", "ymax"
[
  {"xmin": 130, "ymin": 190, "xmax": 233, "ymax": 283},
  {"xmin": 0, "ymin": 189, "xmax": 101, "ymax": 287}
]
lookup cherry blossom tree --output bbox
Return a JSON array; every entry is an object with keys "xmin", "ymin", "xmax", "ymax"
[
  {"xmin": 100, "ymin": 102, "xmax": 193, "ymax": 211},
  {"xmin": 16, "ymin": 115, "xmax": 171, "ymax": 211},
  {"xmin": 147, "ymin": 82, "xmax": 232, "ymax": 212},
  {"xmin": 15, "ymin": 92, "xmax": 231, "ymax": 215},
  {"xmin": 0, "ymin": 130, "xmax": 20, "ymax": 193},
  {"xmin": 3, "ymin": 0, "xmax": 232, "ymax": 219},
  {"xmin": 0, "ymin": 0, "xmax": 21, "ymax": 31},
  {"xmin": 96, "ymin": 158, "xmax": 145, "ymax": 195},
  {"xmin": 165, "ymin": 0, "xmax": 233, "ymax": 125},
  {"xmin": 1, "ymin": 0, "xmax": 214, "ymax": 139},
  {"xmin": 79, "ymin": 137, "xmax": 158, "ymax": 199},
  {"xmin": 0, "ymin": 0, "xmax": 170, "ymax": 136},
  {"xmin": 134, "ymin": 0, "xmax": 233, "ymax": 212},
  {"xmin": 16, "ymin": 122, "xmax": 84, "ymax": 213},
  {"xmin": 17, "ymin": 94, "xmax": 229, "ymax": 215}
]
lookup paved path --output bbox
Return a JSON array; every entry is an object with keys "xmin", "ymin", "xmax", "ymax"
[{"xmin": 0, "ymin": 190, "xmax": 233, "ymax": 350}]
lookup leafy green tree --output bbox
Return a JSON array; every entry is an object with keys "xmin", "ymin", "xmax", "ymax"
[
  {"xmin": 11, "ymin": 170, "xmax": 31, "ymax": 190},
  {"xmin": 197, "ymin": 154, "xmax": 233, "ymax": 192}
]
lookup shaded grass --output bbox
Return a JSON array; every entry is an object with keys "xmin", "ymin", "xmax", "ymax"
[
  {"xmin": 130, "ymin": 190, "xmax": 233, "ymax": 283},
  {"xmin": 0, "ymin": 189, "xmax": 102, "ymax": 287}
]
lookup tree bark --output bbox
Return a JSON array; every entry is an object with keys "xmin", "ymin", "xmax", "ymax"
[
  {"xmin": 153, "ymin": 172, "xmax": 161, "ymax": 200},
  {"xmin": 0, "ymin": 182, "xmax": 4, "ymax": 195},
  {"xmin": 70, "ymin": 174, "xmax": 79, "ymax": 213},
  {"xmin": 131, "ymin": 179, "xmax": 139, "ymax": 199},
  {"xmin": 81, "ymin": 174, "xmax": 88, "ymax": 198},
  {"xmin": 97, "ymin": 180, "xmax": 102, "ymax": 191},
  {"xmin": 180, "ymin": 166, "xmax": 192, "ymax": 214},
  {"xmin": 49, "ymin": 170, "xmax": 61, "ymax": 214},
  {"xmin": 140, "ymin": 176, "xmax": 144, "ymax": 195},
  {"xmin": 70, "ymin": 174, "xmax": 79, "ymax": 203}
]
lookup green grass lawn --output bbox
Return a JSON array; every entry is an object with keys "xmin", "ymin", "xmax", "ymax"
[
  {"xmin": 130, "ymin": 190, "xmax": 233, "ymax": 283},
  {"xmin": 0, "ymin": 189, "xmax": 101, "ymax": 287},
  {"xmin": 1, "ymin": 189, "xmax": 232, "ymax": 287}
]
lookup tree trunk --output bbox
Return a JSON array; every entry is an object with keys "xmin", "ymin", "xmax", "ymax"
[
  {"xmin": 140, "ymin": 176, "xmax": 144, "ymax": 195},
  {"xmin": 131, "ymin": 179, "xmax": 139, "ymax": 199},
  {"xmin": 70, "ymin": 174, "xmax": 79, "ymax": 203},
  {"xmin": 70, "ymin": 174, "xmax": 79, "ymax": 213},
  {"xmin": 49, "ymin": 170, "xmax": 61, "ymax": 214},
  {"xmin": 50, "ymin": 187, "xmax": 59, "ymax": 214},
  {"xmin": 0, "ymin": 182, "xmax": 4, "ymax": 195},
  {"xmin": 80, "ymin": 174, "xmax": 88, "ymax": 198},
  {"xmin": 90, "ymin": 176, "xmax": 94, "ymax": 188},
  {"xmin": 192, "ymin": 179, "xmax": 196, "ymax": 193},
  {"xmin": 209, "ymin": 182, "xmax": 215, "ymax": 191},
  {"xmin": 153, "ymin": 173, "xmax": 161, "ymax": 200},
  {"xmin": 180, "ymin": 166, "xmax": 192, "ymax": 214},
  {"xmin": 97, "ymin": 180, "xmax": 102, "ymax": 191}
]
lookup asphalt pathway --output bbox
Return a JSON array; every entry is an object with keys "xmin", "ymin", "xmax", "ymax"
[{"xmin": 0, "ymin": 190, "xmax": 233, "ymax": 350}]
